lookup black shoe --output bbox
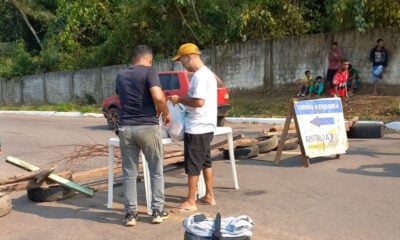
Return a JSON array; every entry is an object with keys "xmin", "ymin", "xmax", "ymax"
[
  {"xmin": 124, "ymin": 212, "xmax": 138, "ymax": 226},
  {"xmin": 152, "ymin": 209, "xmax": 169, "ymax": 224}
]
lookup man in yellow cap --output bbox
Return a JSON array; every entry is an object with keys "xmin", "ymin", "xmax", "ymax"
[{"xmin": 169, "ymin": 43, "xmax": 217, "ymax": 212}]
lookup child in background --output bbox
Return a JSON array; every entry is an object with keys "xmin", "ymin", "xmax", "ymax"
[
  {"xmin": 347, "ymin": 64, "xmax": 360, "ymax": 93},
  {"xmin": 308, "ymin": 76, "xmax": 324, "ymax": 97},
  {"xmin": 296, "ymin": 70, "xmax": 312, "ymax": 97}
]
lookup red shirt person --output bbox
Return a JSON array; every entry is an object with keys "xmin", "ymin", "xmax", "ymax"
[{"xmin": 330, "ymin": 59, "xmax": 349, "ymax": 98}]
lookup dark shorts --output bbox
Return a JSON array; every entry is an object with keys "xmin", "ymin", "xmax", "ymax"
[
  {"xmin": 326, "ymin": 69, "xmax": 337, "ymax": 82},
  {"xmin": 184, "ymin": 132, "xmax": 214, "ymax": 176}
]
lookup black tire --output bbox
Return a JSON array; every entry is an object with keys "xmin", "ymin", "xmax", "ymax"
[
  {"xmin": 223, "ymin": 144, "xmax": 259, "ymax": 160},
  {"xmin": 217, "ymin": 116, "xmax": 225, "ymax": 127},
  {"xmin": 0, "ymin": 192, "xmax": 12, "ymax": 218},
  {"xmin": 106, "ymin": 107, "xmax": 120, "ymax": 130},
  {"xmin": 347, "ymin": 123, "xmax": 384, "ymax": 138},
  {"xmin": 27, "ymin": 186, "xmax": 76, "ymax": 202},
  {"xmin": 256, "ymin": 135, "xmax": 279, "ymax": 153}
]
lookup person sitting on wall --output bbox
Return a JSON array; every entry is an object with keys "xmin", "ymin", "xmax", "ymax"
[
  {"xmin": 308, "ymin": 76, "xmax": 324, "ymax": 97},
  {"xmin": 296, "ymin": 70, "xmax": 312, "ymax": 97},
  {"xmin": 330, "ymin": 59, "xmax": 349, "ymax": 99},
  {"xmin": 347, "ymin": 64, "xmax": 360, "ymax": 93}
]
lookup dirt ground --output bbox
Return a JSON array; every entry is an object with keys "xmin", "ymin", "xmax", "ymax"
[{"xmin": 231, "ymin": 83, "xmax": 400, "ymax": 123}]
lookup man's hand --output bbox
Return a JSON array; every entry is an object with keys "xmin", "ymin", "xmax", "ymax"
[
  {"xmin": 168, "ymin": 95, "xmax": 180, "ymax": 104},
  {"xmin": 162, "ymin": 113, "xmax": 172, "ymax": 126}
]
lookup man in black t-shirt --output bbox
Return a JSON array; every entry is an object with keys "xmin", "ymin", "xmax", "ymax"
[{"xmin": 116, "ymin": 45, "xmax": 171, "ymax": 226}]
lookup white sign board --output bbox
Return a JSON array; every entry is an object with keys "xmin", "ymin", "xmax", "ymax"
[{"xmin": 294, "ymin": 97, "xmax": 348, "ymax": 158}]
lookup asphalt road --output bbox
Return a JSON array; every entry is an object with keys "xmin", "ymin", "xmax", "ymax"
[{"xmin": 0, "ymin": 114, "xmax": 399, "ymax": 240}]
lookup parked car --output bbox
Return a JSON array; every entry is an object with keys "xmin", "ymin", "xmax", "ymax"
[{"xmin": 102, "ymin": 71, "xmax": 231, "ymax": 129}]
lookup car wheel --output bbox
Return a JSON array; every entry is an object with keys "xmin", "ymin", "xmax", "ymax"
[
  {"xmin": 106, "ymin": 108, "xmax": 120, "ymax": 130},
  {"xmin": 217, "ymin": 116, "xmax": 225, "ymax": 126},
  {"xmin": 27, "ymin": 186, "xmax": 76, "ymax": 202},
  {"xmin": 0, "ymin": 192, "xmax": 12, "ymax": 218},
  {"xmin": 347, "ymin": 123, "xmax": 384, "ymax": 138}
]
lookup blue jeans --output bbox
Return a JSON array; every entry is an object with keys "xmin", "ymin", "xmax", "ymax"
[
  {"xmin": 118, "ymin": 125, "xmax": 164, "ymax": 214},
  {"xmin": 372, "ymin": 65, "xmax": 383, "ymax": 83}
]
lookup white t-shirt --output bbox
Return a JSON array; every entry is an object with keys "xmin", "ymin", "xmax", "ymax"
[{"xmin": 184, "ymin": 66, "xmax": 217, "ymax": 134}]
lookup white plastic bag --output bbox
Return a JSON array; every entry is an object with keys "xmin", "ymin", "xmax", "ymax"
[{"xmin": 167, "ymin": 100, "xmax": 186, "ymax": 142}]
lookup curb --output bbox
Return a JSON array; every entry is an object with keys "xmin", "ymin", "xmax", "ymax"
[{"xmin": 1, "ymin": 111, "xmax": 398, "ymax": 130}]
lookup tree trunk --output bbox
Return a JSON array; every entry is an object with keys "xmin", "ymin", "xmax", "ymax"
[{"xmin": 10, "ymin": 0, "xmax": 43, "ymax": 49}]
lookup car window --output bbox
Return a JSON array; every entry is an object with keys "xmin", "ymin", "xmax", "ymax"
[{"xmin": 159, "ymin": 73, "xmax": 180, "ymax": 90}]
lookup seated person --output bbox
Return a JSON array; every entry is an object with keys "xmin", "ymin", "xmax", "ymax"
[
  {"xmin": 330, "ymin": 59, "xmax": 349, "ymax": 98},
  {"xmin": 308, "ymin": 76, "xmax": 324, "ymax": 97},
  {"xmin": 347, "ymin": 64, "xmax": 360, "ymax": 92},
  {"xmin": 296, "ymin": 70, "xmax": 312, "ymax": 97}
]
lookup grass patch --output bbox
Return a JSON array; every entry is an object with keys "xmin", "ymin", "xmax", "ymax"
[
  {"xmin": 228, "ymin": 89, "xmax": 292, "ymax": 118},
  {"xmin": 0, "ymin": 102, "xmax": 101, "ymax": 113}
]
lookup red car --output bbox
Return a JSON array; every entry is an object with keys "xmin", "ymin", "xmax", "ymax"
[{"xmin": 102, "ymin": 71, "xmax": 230, "ymax": 129}]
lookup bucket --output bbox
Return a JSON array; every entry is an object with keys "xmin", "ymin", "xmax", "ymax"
[{"xmin": 0, "ymin": 190, "xmax": 12, "ymax": 218}]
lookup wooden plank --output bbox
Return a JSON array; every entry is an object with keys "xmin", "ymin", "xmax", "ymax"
[
  {"xmin": 264, "ymin": 129, "xmax": 297, "ymax": 136},
  {"xmin": 345, "ymin": 116, "xmax": 359, "ymax": 132},
  {"xmin": 0, "ymin": 166, "xmax": 55, "ymax": 185},
  {"xmin": 269, "ymin": 123, "xmax": 296, "ymax": 132},
  {"xmin": 274, "ymin": 101, "xmax": 295, "ymax": 165},
  {"xmin": 6, "ymin": 156, "xmax": 94, "ymax": 196},
  {"xmin": 211, "ymin": 134, "xmax": 242, "ymax": 150}
]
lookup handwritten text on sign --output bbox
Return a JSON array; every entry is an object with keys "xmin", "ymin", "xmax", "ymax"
[{"xmin": 294, "ymin": 98, "xmax": 348, "ymax": 158}]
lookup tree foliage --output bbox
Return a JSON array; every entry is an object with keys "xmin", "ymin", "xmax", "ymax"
[{"xmin": 0, "ymin": 0, "xmax": 400, "ymax": 78}]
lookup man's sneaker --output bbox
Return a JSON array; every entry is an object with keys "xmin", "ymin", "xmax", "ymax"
[
  {"xmin": 152, "ymin": 209, "xmax": 169, "ymax": 224},
  {"xmin": 124, "ymin": 212, "xmax": 138, "ymax": 226}
]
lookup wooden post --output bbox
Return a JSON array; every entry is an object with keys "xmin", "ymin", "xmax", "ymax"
[{"xmin": 274, "ymin": 99, "xmax": 309, "ymax": 167}]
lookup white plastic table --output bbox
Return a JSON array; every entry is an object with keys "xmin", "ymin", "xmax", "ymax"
[{"xmin": 107, "ymin": 126, "xmax": 239, "ymax": 214}]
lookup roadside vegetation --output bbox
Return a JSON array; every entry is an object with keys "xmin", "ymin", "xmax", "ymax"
[
  {"xmin": 0, "ymin": 102, "xmax": 100, "ymax": 114},
  {"xmin": 1, "ymin": 84, "xmax": 399, "ymax": 123}
]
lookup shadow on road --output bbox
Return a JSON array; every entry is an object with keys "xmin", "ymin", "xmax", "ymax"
[{"xmin": 337, "ymin": 163, "xmax": 400, "ymax": 178}]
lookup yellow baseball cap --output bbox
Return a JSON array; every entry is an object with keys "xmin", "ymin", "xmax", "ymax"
[{"xmin": 171, "ymin": 43, "xmax": 201, "ymax": 61}]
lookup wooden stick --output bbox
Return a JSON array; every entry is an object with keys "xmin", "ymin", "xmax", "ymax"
[{"xmin": 0, "ymin": 166, "xmax": 56, "ymax": 185}]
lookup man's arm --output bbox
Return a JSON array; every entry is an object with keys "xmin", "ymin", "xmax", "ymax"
[
  {"xmin": 168, "ymin": 95, "xmax": 204, "ymax": 108},
  {"xmin": 150, "ymin": 86, "xmax": 171, "ymax": 125}
]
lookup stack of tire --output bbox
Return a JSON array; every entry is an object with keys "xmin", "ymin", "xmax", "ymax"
[{"xmin": 223, "ymin": 135, "xmax": 291, "ymax": 160}]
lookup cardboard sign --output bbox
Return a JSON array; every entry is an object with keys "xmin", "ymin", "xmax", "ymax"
[{"xmin": 293, "ymin": 98, "xmax": 348, "ymax": 158}]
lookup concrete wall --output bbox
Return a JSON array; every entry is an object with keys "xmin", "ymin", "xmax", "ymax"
[
  {"xmin": 22, "ymin": 75, "xmax": 45, "ymax": 104},
  {"xmin": 0, "ymin": 27, "xmax": 399, "ymax": 105},
  {"xmin": 45, "ymin": 71, "xmax": 73, "ymax": 103},
  {"xmin": 0, "ymin": 77, "xmax": 22, "ymax": 105}
]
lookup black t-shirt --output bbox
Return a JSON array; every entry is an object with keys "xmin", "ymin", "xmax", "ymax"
[{"xmin": 116, "ymin": 65, "xmax": 161, "ymax": 126}]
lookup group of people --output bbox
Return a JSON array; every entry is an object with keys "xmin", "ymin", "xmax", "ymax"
[
  {"xmin": 115, "ymin": 38, "xmax": 390, "ymax": 227},
  {"xmin": 296, "ymin": 38, "xmax": 389, "ymax": 98},
  {"xmin": 115, "ymin": 43, "xmax": 217, "ymax": 226}
]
